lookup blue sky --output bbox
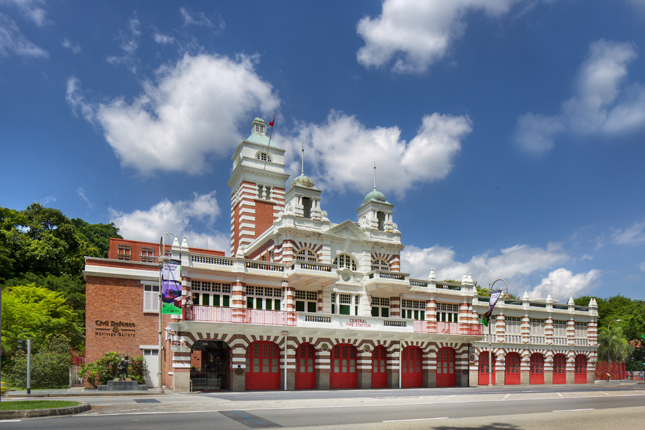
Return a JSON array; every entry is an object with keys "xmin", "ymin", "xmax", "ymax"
[{"xmin": 2, "ymin": 0, "xmax": 645, "ymax": 301}]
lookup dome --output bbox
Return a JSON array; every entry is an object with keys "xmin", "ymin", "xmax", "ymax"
[
  {"xmin": 290, "ymin": 174, "xmax": 315, "ymax": 189},
  {"xmin": 363, "ymin": 189, "xmax": 387, "ymax": 204}
]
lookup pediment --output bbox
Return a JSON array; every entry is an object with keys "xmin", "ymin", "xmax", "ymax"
[{"xmin": 325, "ymin": 220, "xmax": 369, "ymax": 240}]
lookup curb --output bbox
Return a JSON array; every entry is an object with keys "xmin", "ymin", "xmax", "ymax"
[
  {"xmin": 6, "ymin": 391, "xmax": 160, "ymax": 398},
  {"xmin": 0, "ymin": 402, "xmax": 91, "ymax": 419}
]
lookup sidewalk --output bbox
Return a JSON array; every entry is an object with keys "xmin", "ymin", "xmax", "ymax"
[{"xmin": 4, "ymin": 386, "xmax": 165, "ymax": 398}]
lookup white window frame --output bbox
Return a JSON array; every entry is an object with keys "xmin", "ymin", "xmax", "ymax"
[
  {"xmin": 371, "ymin": 297, "xmax": 390, "ymax": 318},
  {"xmin": 334, "ymin": 254, "xmax": 357, "ymax": 271},
  {"xmin": 401, "ymin": 299, "xmax": 425, "ymax": 320},
  {"xmin": 371, "ymin": 259, "xmax": 389, "ymax": 272},
  {"xmin": 192, "ymin": 281, "xmax": 232, "ymax": 307},
  {"xmin": 436, "ymin": 303, "xmax": 459, "ymax": 323},
  {"xmin": 295, "ymin": 290, "xmax": 317, "ymax": 313},
  {"xmin": 143, "ymin": 284, "xmax": 159, "ymax": 313},
  {"xmin": 246, "ymin": 286, "xmax": 282, "ymax": 311},
  {"xmin": 296, "ymin": 248, "xmax": 317, "ymax": 263}
]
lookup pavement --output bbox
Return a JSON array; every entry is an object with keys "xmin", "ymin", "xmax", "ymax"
[{"xmin": 4, "ymin": 386, "xmax": 164, "ymax": 398}]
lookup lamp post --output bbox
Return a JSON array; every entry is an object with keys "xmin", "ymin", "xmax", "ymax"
[
  {"xmin": 487, "ymin": 279, "xmax": 509, "ymax": 388},
  {"xmin": 606, "ymin": 319, "xmax": 621, "ymax": 364}
]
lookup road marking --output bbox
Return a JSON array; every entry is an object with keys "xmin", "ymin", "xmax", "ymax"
[
  {"xmin": 557, "ymin": 393, "xmax": 563, "ymax": 397},
  {"xmin": 553, "ymin": 408, "xmax": 594, "ymax": 413},
  {"xmin": 383, "ymin": 417, "xmax": 448, "ymax": 423},
  {"xmin": 502, "ymin": 394, "xmax": 510, "ymax": 400},
  {"xmin": 0, "ymin": 420, "xmax": 22, "ymax": 423}
]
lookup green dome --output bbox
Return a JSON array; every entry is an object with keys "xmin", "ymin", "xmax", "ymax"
[
  {"xmin": 291, "ymin": 174, "xmax": 315, "ymax": 189},
  {"xmin": 364, "ymin": 189, "xmax": 387, "ymax": 204}
]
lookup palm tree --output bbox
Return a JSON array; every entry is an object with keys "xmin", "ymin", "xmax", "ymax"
[{"xmin": 598, "ymin": 326, "xmax": 632, "ymax": 363}]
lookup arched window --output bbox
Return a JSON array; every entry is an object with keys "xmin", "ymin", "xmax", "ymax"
[
  {"xmin": 256, "ymin": 151, "xmax": 271, "ymax": 162},
  {"xmin": 371, "ymin": 259, "xmax": 389, "ymax": 271},
  {"xmin": 334, "ymin": 254, "xmax": 357, "ymax": 271},
  {"xmin": 296, "ymin": 248, "xmax": 317, "ymax": 263}
]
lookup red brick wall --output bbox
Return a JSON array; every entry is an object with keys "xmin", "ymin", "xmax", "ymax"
[{"xmin": 255, "ymin": 200, "xmax": 275, "ymax": 237}]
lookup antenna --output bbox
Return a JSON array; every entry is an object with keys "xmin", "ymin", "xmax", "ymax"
[
  {"xmin": 301, "ymin": 143, "xmax": 305, "ymax": 175},
  {"xmin": 373, "ymin": 161, "xmax": 376, "ymax": 191}
]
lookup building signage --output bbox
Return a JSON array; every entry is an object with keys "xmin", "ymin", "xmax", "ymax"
[
  {"xmin": 162, "ymin": 259, "xmax": 182, "ymax": 315},
  {"xmin": 94, "ymin": 320, "xmax": 136, "ymax": 338},
  {"xmin": 345, "ymin": 318, "xmax": 371, "ymax": 328}
]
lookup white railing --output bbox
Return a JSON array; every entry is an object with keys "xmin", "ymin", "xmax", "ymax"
[
  {"xmin": 530, "ymin": 336, "xmax": 546, "ymax": 344},
  {"xmin": 505, "ymin": 335, "xmax": 522, "ymax": 344},
  {"xmin": 190, "ymin": 306, "xmax": 236, "ymax": 323},
  {"xmin": 290, "ymin": 261, "xmax": 335, "ymax": 272},
  {"xmin": 553, "ymin": 337, "xmax": 568, "ymax": 345},
  {"xmin": 575, "ymin": 338, "xmax": 588, "ymax": 346},
  {"xmin": 191, "ymin": 255, "xmax": 234, "ymax": 266},
  {"xmin": 246, "ymin": 309, "xmax": 294, "ymax": 326}
]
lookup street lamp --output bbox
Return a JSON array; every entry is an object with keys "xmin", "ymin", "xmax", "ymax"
[
  {"xmin": 487, "ymin": 279, "xmax": 509, "ymax": 388},
  {"xmin": 608, "ymin": 319, "xmax": 621, "ymax": 329}
]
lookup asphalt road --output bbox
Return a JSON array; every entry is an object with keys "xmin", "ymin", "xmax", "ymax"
[{"xmin": 2, "ymin": 385, "xmax": 645, "ymax": 430}]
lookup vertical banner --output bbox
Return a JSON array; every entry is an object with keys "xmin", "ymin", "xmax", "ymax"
[{"xmin": 161, "ymin": 259, "xmax": 182, "ymax": 315}]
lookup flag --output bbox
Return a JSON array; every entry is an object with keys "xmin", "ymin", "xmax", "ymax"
[
  {"xmin": 482, "ymin": 289, "xmax": 503, "ymax": 327},
  {"xmin": 268, "ymin": 113, "xmax": 275, "ymax": 127}
]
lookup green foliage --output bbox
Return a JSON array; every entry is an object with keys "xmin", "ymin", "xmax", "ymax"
[
  {"xmin": 71, "ymin": 219, "xmax": 122, "ymax": 258},
  {"xmin": 5, "ymin": 338, "xmax": 72, "ymax": 389},
  {"xmin": 1, "ymin": 284, "xmax": 83, "ymax": 362},
  {"xmin": 80, "ymin": 352, "xmax": 147, "ymax": 388},
  {"xmin": 0, "ymin": 401, "xmax": 79, "ymax": 411},
  {"xmin": 575, "ymin": 295, "xmax": 645, "ymax": 343},
  {"xmin": 626, "ymin": 360, "xmax": 644, "ymax": 371},
  {"xmin": 597, "ymin": 325, "xmax": 633, "ymax": 363}
]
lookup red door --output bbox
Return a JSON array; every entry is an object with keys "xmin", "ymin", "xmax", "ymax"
[
  {"xmin": 529, "ymin": 353, "xmax": 544, "ymax": 385},
  {"xmin": 553, "ymin": 354, "xmax": 567, "ymax": 384},
  {"xmin": 574, "ymin": 355, "xmax": 587, "ymax": 384},
  {"xmin": 505, "ymin": 353, "xmax": 521, "ymax": 385},
  {"xmin": 245, "ymin": 341, "xmax": 280, "ymax": 390},
  {"xmin": 436, "ymin": 347, "xmax": 456, "ymax": 387},
  {"xmin": 401, "ymin": 346, "xmax": 423, "ymax": 388},
  {"xmin": 478, "ymin": 351, "xmax": 496, "ymax": 385},
  {"xmin": 330, "ymin": 344, "xmax": 357, "ymax": 389},
  {"xmin": 295, "ymin": 343, "xmax": 315, "ymax": 390},
  {"xmin": 372, "ymin": 346, "xmax": 387, "ymax": 388}
]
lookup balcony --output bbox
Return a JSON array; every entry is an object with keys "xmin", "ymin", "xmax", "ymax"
[
  {"xmin": 189, "ymin": 306, "xmax": 296, "ymax": 326},
  {"xmin": 413, "ymin": 321, "xmax": 483, "ymax": 336}
]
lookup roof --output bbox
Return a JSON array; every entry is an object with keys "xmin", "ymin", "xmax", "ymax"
[
  {"xmin": 245, "ymin": 132, "xmax": 283, "ymax": 150},
  {"xmin": 363, "ymin": 189, "xmax": 389, "ymax": 204}
]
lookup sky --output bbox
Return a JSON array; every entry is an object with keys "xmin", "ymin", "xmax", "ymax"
[{"xmin": 1, "ymin": 0, "xmax": 645, "ymax": 302}]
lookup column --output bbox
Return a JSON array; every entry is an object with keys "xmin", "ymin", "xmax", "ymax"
[
  {"xmin": 231, "ymin": 280, "xmax": 246, "ymax": 323},
  {"xmin": 389, "ymin": 343, "xmax": 401, "ymax": 388},
  {"xmin": 521, "ymin": 315, "xmax": 530, "ymax": 344},
  {"xmin": 317, "ymin": 344, "xmax": 330, "ymax": 389},
  {"xmin": 459, "ymin": 301, "xmax": 470, "ymax": 334},
  {"xmin": 230, "ymin": 346, "xmax": 247, "ymax": 391},
  {"xmin": 588, "ymin": 320, "xmax": 597, "ymax": 346},
  {"xmin": 496, "ymin": 314, "xmax": 505, "ymax": 344},
  {"xmin": 567, "ymin": 318, "xmax": 575, "ymax": 346},
  {"xmin": 426, "ymin": 347, "xmax": 436, "ymax": 388},
  {"xmin": 566, "ymin": 353, "xmax": 575, "ymax": 384},
  {"xmin": 390, "ymin": 297, "xmax": 400, "ymax": 318},
  {"xmin": 284, "ymin": 336, "xmax": 295, "ymax": 390},
  {"xmin": 545, "ymin": 317, "xmax": 554, "ymax": 345},
  {"xmin": 317, "ymin": 290, "xmax": 323, "ymax": 313},
  {"xmin": 357, "ymin": 346, "xmax": 372, "ymax": 389},
  {"xmin": 283, "ymin": 281, "xmax": 296, "ymax": 326},
  {"xmin": 520, "ymin": 352, "xmax": 530, "ymax": 385},
  {"xmin": 544, "ymin": 351, "xmax": 553, "ymax": 384},
  {"xmin": 495, "ymin": 351, "xmax": 506, "ymax": 385},
  {"xmin": 426, "ymin": 298, "xmax": 437, "ymax": 332}
]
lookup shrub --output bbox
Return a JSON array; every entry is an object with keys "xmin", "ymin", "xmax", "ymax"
[
  {"xmin": 80, "ymin": 352, "xmax": 147, "ymax": 388},
  {"xmin": 6, "ymin": 338, "xmax": 71, "ymax": 389}
]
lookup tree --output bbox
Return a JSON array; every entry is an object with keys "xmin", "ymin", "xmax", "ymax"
[
  {"xmin": 597, "ymin": 325, "xmax": 633, "ymax": 363},
  {"xmin": 71, "ymin": 219, "xmax": 122, "ymax": 258}
]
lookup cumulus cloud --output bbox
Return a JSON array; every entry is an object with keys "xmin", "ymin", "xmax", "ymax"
[
  {"xmin": 106, "ymin": 15, "xmax": 141, "ymax": 73},
  {"xmin": 514, "ymin": 39, "xmax": 645, "ymax": 154},
  {"xmin": 527, "ymin": 268, "xmax": 601, "ymax": 301},
  {"xmin": 66, "ymin": 53, "xmax": 279, "ymax": 175},
  {"xmin": 109, "ymin": 191, "xmax": 229, "ymax": 254},
  {"xmin": 62, "ymin": 38, "xmax": 80, "ymax": 53},
  {"xmin": 356, "ymin": 0, "xmax": 519, "ymax": 73},
  {"xmin": 0, "ymin": 12, "xmax": 48, "ymax": 58},
  {"xmin": 0, "ymin": 0, "xmax": 47, "ymax": 26},
  {"xmin": 611, "ymin": 220, "xmax": 645, "ymax": 245},
  {"xmin": 580, "ymin": 254, "xmax": 593, "ymax": 261},
  {"xmin": 279, "ymin": 111, "xmax": 472, "ymax": 195}
]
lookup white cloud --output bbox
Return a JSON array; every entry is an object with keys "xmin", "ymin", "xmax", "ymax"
[
  {"xmin": 38, "ymin": 195, "xmax": 55, "ymax": 205},
  {"xmin": 180, "ymin": 7, "xmax": 225, "ymax": 30},
  {"xmin": 153, "ymin": 32, "xmax": 174, "ymax": 45},
  {"xmin": 0, "ymin": 12, "xmax": 48, "ymax": 58},
  {"xmin": 109, "ymin": 191, "xmax": 229, "ymax": 254},
  {"xmin": 611, "ymin": 220, "xmax": 645, "ymax": 245},
  {"xmin": 514, "ymin": 39, "xmax": 645, "ymax": 154},
  {"xmin": 527, "ymin": 268, "xmax": 601, "ymax": 301},
  {"xmin": 356, "ymin": 0, "xmax": 519, "ymax": 73},
  {"xmin": 66, "ymin": 53, "xmax": 279, "ymax": 175},
  {"xmin": 400, "ymin": 242, "xmax": 569, "ymax": 291},
  {"xmin": 76, "ymin": 187, "xmax": 94, "ymax": 208},
  {"xmin": 639, "ymin": 262, "xmax": 645, "ymax": 271},
  {"xmin": 278, "ymin": 111, "xmax": 472, "ymax": 195},
  {"xmin": 106, "ymin": 15, "xmax": 141, "ymax": 73},
  {"xmin": 580, "ymin": 254, "xmax": 593, "ymax": 261},
  {"xmin": 0, "ymin": 0, "xmax": 47, "ymax": 26},
  {"xmin": 62, "ymin": 38, "xmax": 80, "ymax": 53}
]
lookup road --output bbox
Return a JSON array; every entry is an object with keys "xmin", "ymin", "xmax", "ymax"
[{"xmin": 2, "ymin": 383, "xmax": 644, "ymax": 429}]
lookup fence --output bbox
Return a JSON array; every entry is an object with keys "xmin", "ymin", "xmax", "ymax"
[{"xmin": 595, "ymin": 361, "xmax": 626, "ymax": 380}]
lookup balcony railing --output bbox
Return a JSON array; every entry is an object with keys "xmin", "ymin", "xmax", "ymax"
[
  {"xmin": 189, "ymin": 306, "xmax": 295, "ymax": 326},
  {"xmin": 530, "ymin": 336, "xmax": 546, "ymax": 344},
  {"xmin": 413, "ymin": 321, "xmax": 483, "ymax": 335},
  {"xmin": 575, "ymin": 338, "xmax": 589, "ymax": 346},
  {"xmin": 290, "ymin": 261, "xmax": 335, "ymax": 272},
  {"xmin": 553, "ymin": 337, "xmax": 568, "ymax": 345}
]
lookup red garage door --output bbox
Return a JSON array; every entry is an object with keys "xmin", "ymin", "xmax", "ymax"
[
  {"xmin": 245, "ymin": 341, "xmax": 280, "ymax": 390},
  {"xmin": 478, "ymin": 351, "xmax": 496, "ymax": 386},
  {"xmin": 530, "ymin": 353, "xmax": 544, "ymax": 385},
  {"xmin": 372, "ymin": 346, "xmax": 387, "ymax": 389},
  {"xmin": 330, "ymin": 344, "xmax": 357, "ymax": 389},
  {"xmin": 436, "ymin": 347, "xmax": 456, "ymax": 387},
  {"xmin": 505, "ymin": 352, "xmax": 521, "ymax": 385},
  {"xmin": 574, "ymin": 355, "xmax": 587, "ymax": 384},
  {"xmin": 295, "ymin": 343, "xmax": 315, "ymax": 390},
  {"xmin": 401, "ymin": 346, "xmax": 423, "ymax": 388},
  {"xmin": 553, "ymin": 354, "xmax": 567, "ymax": 384}
]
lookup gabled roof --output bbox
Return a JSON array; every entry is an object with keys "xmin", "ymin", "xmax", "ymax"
[{"xmin": 325, "ymin": 220, "xmax": 370, "ymax": 241}]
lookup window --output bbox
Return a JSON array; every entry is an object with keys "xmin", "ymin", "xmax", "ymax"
[
  {"xmin": 246, "ymin": 286, "xmax": 282, "ymax": 311},
  {"xmin": 192, "ymin": 281, "xmax": 231, "ymax": 307},
  {"xmin": 143, "ymin": 285, "xmax": 160, "ymax": 312},
  {"xmin": 377, "ymin": 211, "xmax": 385, "ymax": 231},
  {"xmin": 436, "ymin": 303, "xmax": 459, "ymax": 323},
  {"xmin": 118, "ymin": 244, "xmax": 132, "ymax": 261},
  {"xmin": 371, "ymin": 297, "xmax": 390, "ymax": 318},
  {"xmin": 401, "ymin": 299, "xmax": 425, "ymax": 320},
  {"xmin": 295, "ymin": 290, "xmax": 317, "ymax": 313},
  {"xmin": 331, "ymin": 293, "xmax": 353, "ymax": 315},
  {"xmin": 142, "ymin": 349, "xmax": 159, "ymax": 356},
  {"xmin": 553, "ymin": 320, "xmax": 567, "ymax": 337},
  {"xmin": 296, "ymin": 249, "xmax": 317, "ymax": 263},
  {"xmin": 141, "ymin": 247, "xmax": 154, "ymax": 263},
  {"xmin": 256, "ymin": 151, "xmax": 271, "ymax": 162},
  {"xmin": 302, "ymin": 197, "xmax": 312, "ymax": 218},
  {"xmin": 575, "ymin": 322, "xmax": 587, "ymax": 338},
  {"xmin": 505, "ymin": 317, "xmax": 521, "ymax": 335},
  {"xmin": 334, "ymin": 254, "xmax": 357, "ymax": 271},
  {"xmin": 530, "ymin": 318, "xmax": 545, "ymax": 336},
  {"xmin": 255, "ymin": 124, "xmax": 265, "ymax": 134},
  {"xmin": 371, "ymin": 259, "xmax": 389, "ymax": 272}
]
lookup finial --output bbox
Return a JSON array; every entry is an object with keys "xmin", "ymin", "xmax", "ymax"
[
  {"xmin": 373, "ymin": 161, "xmax": 377, "ymax": 191},
  {"xmin": 301, "ymin": 143, "xmax": 305, "ymax": 175}
]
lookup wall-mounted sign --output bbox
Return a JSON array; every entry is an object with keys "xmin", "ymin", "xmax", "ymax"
[
  {"xmin": 94, "ymin": 320, "xmax": 136, "ymax": 338},
  {"xmin": 344, "ymin": 318, "xmax": 371, "ymax": 328}
]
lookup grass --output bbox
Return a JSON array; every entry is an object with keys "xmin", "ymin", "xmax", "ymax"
[{"xmin": 0, "ymin": 400, "xmax": 79, "ymax": 410}]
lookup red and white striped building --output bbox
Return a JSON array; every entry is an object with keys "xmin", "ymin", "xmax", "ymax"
[{"xmin": 84, "ymin": 117, "xmax": 598, "ymax": 392}]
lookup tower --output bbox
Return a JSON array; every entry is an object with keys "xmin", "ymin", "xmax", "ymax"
[{"xmin": 227, "ymin": 117, "xmax": 290, "ymax": 256}]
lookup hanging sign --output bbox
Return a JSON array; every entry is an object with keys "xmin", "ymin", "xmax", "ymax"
[{"xmin": 161, "ymin": 259, "xmax": 182, "ymax": 315}]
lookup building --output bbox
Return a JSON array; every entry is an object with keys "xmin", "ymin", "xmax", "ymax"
[{"xmin": 84, "ymin": 117, "xmax": 599, "ymax": 391}]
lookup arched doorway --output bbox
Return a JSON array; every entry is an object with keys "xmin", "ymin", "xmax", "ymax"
[
  {"xmin": 401, "ymin": 346, "xmax": 423, "ymax": 388},
  {"xmin": 330, "ymin": 344, "xmax": 357, "ymax": 389},
  {"xmin": 529, "ymin": 353, "xmax": 544, "ymax": 385},
  {"xmin": 295, "ymin": 343, "xmax": 315, "ymax": 390},
  {"xmin": 574, "ymin": 354, "xmax": 587, "ymax": 384},
  {"xmin": 245, "ymin": 341, "xmax": 280, "ymax": 390},
  {"xmin": 436, "ymin": 347, "xmax": 456, "ymax": 387},
  {"xmin": 553, "ymin": 354, "xmax": 567, "ymax": 384},
  {"xmin": 371, "ymin": 345, "xmax": 388, "ymax": 388},
  {"xmin": 478, "ymin": 351, "xmax": 496, "ymax": 386},
  {"xmin": 190, "ymin": 340, "xmax": 230, "ymax": 391},
  {"xmin": 505, "ymin": 352, "xmax": 521, "ymax": 385}
]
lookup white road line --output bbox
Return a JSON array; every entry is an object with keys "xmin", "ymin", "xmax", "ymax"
[
  {"xmin": 383, "ymin": 417, "xmax": 448, "ymax": 423},
  {"xmin": 0, "ymin": 420, "xmax": 22, "ymax": 423},
  {"xmin": 557, "ymin": 393, "xmax": 563, "ymax": 397},
  {"xmin": 553, "ymin": 408, "xmax": 594, "ymax": 413},
  {"xmin": 502, "ymin": 394, "xmax": 510, "ymax": 400}
]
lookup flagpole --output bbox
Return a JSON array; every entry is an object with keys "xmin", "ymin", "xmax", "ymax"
[{"xmin": 264, "ymin": 113, "xmax": 276, "ymax": 171}]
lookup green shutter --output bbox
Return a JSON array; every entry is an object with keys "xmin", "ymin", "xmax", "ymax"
[
  {"xmin": 372, "ymin": 307, "xmax": 379, "ymax": 317},
  {"xmin": 203, "ymin": 294, "xmax": 210, "ymax": 306},
  {"xmin": 247, "ymin": 297, "xmax": 254, "ymax": 309},
  {"xmin": 296, "ymin": 301, "xmax": 305, "ymax": 312},
  {"xmin": 340, "ymin": 305, "xmax": 350, "ymax": 315},
  {"xmin": 223, "ymin": 295, "xmax": 230, "ymax": 307},
  {"xmin": 382, "ymin": 308, "xmax": 389, "ymax": 318},
  {"xmin": 212, "ymin": 295, "xmax": 219, "ymax": 306},
  {"xmin": 307, "ymin": 301, "xmax": 317, "ymax": 313}
]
